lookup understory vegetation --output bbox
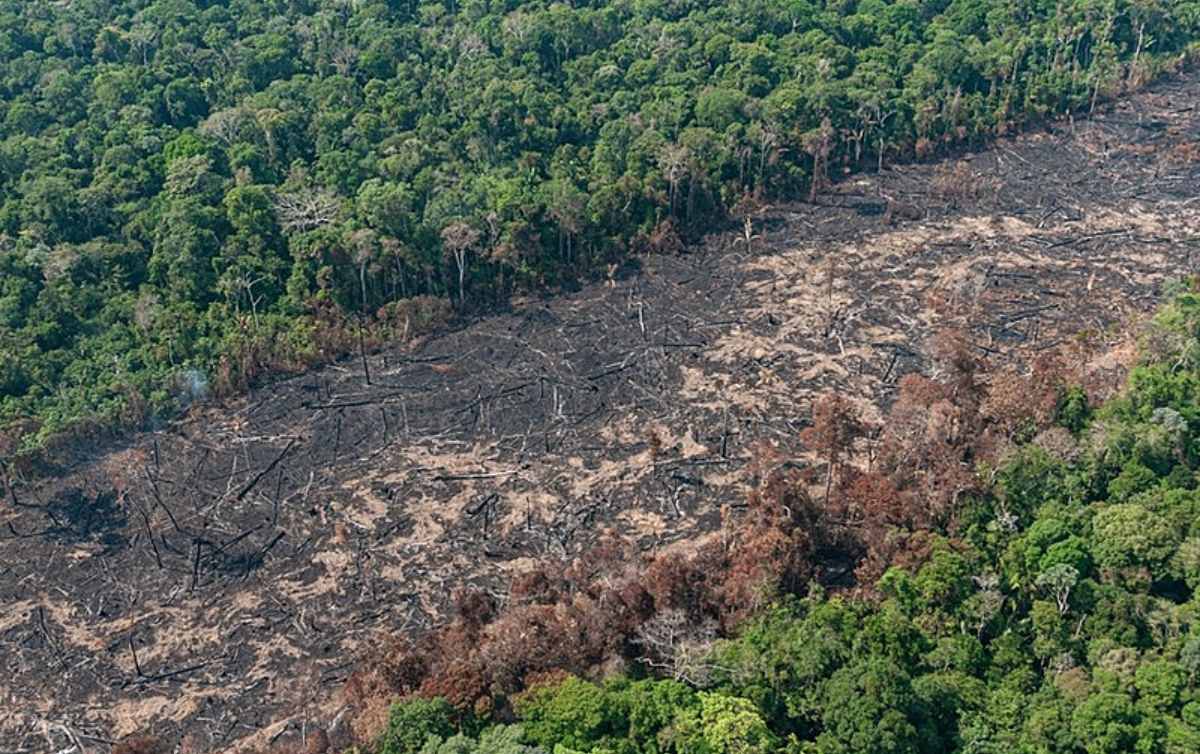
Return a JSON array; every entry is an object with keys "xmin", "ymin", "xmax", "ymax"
[
  {"xmin": 3, "ymin": 0, "xmax": 1200, "ymax": 453},
  {"xmin": 289, "ymin": 289, "xmax": 1200, "ymax": 754}
]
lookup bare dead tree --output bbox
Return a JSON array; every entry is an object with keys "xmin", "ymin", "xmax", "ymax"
[
  {"xmin": 733, "ymin": 216, "xmax": 761, "ymax": 254},
  {"xmin": 441, "ymin": 221, "xmax": 481, "ymax": 308},
  {"xmin": 633, "ymin": 609, "xmax": 722, "ymax": 686},
  {"xmin": 350, "ymin": 229, "xmax": 380, "ymax": 315},
  {"xmin": 274, "ymin": 189, "xmax": 342, "ymax": 233}
]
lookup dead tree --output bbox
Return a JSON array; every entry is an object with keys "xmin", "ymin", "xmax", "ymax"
[
  {"xmin": 274, "ymin": 189, "xmax": 341, "ymax": 233},
  {"xmin": 633, "ymin": 608, "xmax": 721, "ymax": 686},
  {"xmin": 441, "ymin": 221, "xmax": 481, "ymax": 308},
  {"xmin": 800, "ymin": 394, "xmax": 865, "ymax": 506}
]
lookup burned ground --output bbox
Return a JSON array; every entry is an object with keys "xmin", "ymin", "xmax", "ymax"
[{"xmin": 2, "ymin": 73, "xmax": 1199, "ymax": 752}]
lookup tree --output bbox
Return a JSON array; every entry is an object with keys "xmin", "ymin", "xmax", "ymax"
[
  {"xmin": 800, "ymin": 393, "xmax": 864, "ymax": 506},
  {"xmin": 1135, "ymin": 660, "xmax": 1187, "ymax": 715},
  {"xmin": 543, "ymin": 178, "xmax": 587, "ymax": 265},
  {"xmin": 378, "ymin": 698, "xmax": 457, "ymax": 754},
  {"xmin": 1070, "ymin": 692, "xmax": 1139, "ymax": 754},
  {"xmin": 21, "ymin": 176, "xmax": 87, "ymax": 243},
  {"xmin": 349, "ymin": 228, "xmax": 381, "ymax": 314},
  {"xmin": 817, "ymin": 657, "xmax": 936, "ymax": 754},
  {"xmin": 5, "ymin": 0, "xmax": 1200, "ymax": 515},
  {"xmin": 148, "ymin": 199, "xmax": 222, "ymax": 304},
  {"xmin": 1035, "ymin": 564, "xmax": 1079, "ymax": 616},
  {"xmin": 803, "ymin": 117, "xmax": 834, "ymax": 202},
  {"xmin": 274, "ymin": 188, "xmax": 342, "ymax": 233},
  {"xmin": 356, "ymin": 179, "xmax": 415, "ymax": 239},
  {"xmin": 633, "ymin": 608, "xmax": 720, "ymax": 685},
  {"xmin": 441, "ymin": 221, "xmax": 480, "ymax": 308},
  {"xmin": 200, "ymin": 107, "xmax": 252, "ymax": 146},
  {"xmin": 224, "ymin": 185, "xmax": 277, "ymax": 238},
  {"xmin": 415, "ymin": 726, "xmax": 546, "ymax": 754},
  {"xmin": 618, "ymin": 679, "xmax": 699, "ymax": 749},
  {"xmin": 513, "ymin": 677, "xmax": 622, "ymax": 752},
  {"xmin": 1091, "ymin": 503, "xmax": 1179, "ymax": 581},
  {"xmin": 674, "ymin": 693, "xmax": 777, "ymax": 754}
]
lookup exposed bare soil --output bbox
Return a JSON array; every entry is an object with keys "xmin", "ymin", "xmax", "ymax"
[{"xmin": 2, "ymin": 73, "xmax": 1199, "ymax": 752}]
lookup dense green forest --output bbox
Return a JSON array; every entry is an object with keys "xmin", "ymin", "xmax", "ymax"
[
  {"xmin": 325, "ymin": 290, "xmax": 1200, "ymax": 754},
  {"xmin": 2, "ymin": 0, "xmax": 1199, "ymax": 453}
]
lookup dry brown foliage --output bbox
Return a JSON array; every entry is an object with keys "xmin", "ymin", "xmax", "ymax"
[
  {"xmin": 1165, "ymin": 140, "xmax": 1200, "ymax": 164},
  {"xmin": 638, "ymin": 219, "xmax": 685, "ymax": 255},
  {"xmin": 113, "ymin": 736, "xmax": 169, "ymax": 754},
  {"xmin": 376, "ymin": 295, "xmax": 454, "ymax": 337},
  {"xmin": 930, "ymin": 161, "xmax": 993, "ymax": 208}
]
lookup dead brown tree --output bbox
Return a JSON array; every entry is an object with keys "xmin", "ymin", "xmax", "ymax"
[{"xmin": 800, "ymin": 393, "xmax": 865, "ymax": 506}]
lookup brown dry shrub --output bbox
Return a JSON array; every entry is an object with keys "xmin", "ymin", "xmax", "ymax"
[
  {"xmin": 721, "ymin": 525, "xmax": 811, "ymax": 623},
  {"xmin": 377, "ymin": 295, "xmax": 454, "ymax": 338},
  {"xmin": 930, "ymin": 161, "xmax": 988, "ymax": 207},
  {"xmin": 349, "ymin": 695, "xmax": 393, "ymax": 749},
  {"xmin": 343, "ymin": 638, "xmax": 429, "ymax": 705},
  {"xmin": 240, "ymin": 730, "xmax": 331, "ymax": 754},
  {"xmin": 303, "ymin": 730, "xmax": 331, "ymax": 754},
  {"xmin": 522, "ymin": 668, "xmax": 573, "ymax": 692},
  {"xmin": 419, "ymin": 648, "xmax": 492, "ymax": 707},
  {"xmin": 510, "ymin": 566, "xmax": 566, "ymax": 605},
  {"xmin": 840, "ymin": 332, "xmax": 1004, "ymax": 587},
  {"xmin": 842, "ymin": 470, "xmax": 905, "ymax": 529},
  {"xmin": 453, "ymin": 588, "xmax": 497, "ymax": 632},
  {"xmin": 113, "ymin": 736, "xmax": 168, "ymax": 754},
  {"xmin": 854, "ymin": 528, "xmax": 939, "ymax": 589},
  {"xmin": 801, "ymin": 393, "xmax": 866, "ymax": 508},
  {"xmin": 562, "ymin": 537, "xmax": 637, "ymax": 587},
  {"xmin": 983, "ymin": 370, "xmax": 1035, "ymax": 436},
  {"xmin": 981, "ymin": 359, "xmax": 1065, "ymax": 444},
  {"xmin": 641, "ymin": 219, "xmax": 685, "ymax": 255},
  {"xmin": 1165, "ymin": 141, "xmax": 1200, "ymax": 164},
  {"xmin": 644, "ymin": 552, "xmax": 715, "ymax": 619},
  {"xmin": 339, "ymin": 457, "xmax": 833, "ymax": 742}
]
